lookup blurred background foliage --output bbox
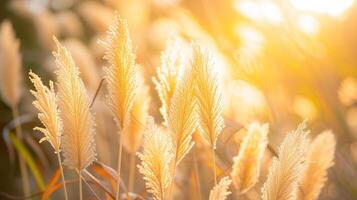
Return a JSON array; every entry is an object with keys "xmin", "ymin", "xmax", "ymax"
[{"xmin": 1, "ymin": 0, "xmax": 357, "ymax": 199}]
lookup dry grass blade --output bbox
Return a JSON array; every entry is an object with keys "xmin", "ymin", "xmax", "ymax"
[
  {"xmin": 54, "ymin": 37, "xmax": 96, "ymax": 171},
  {"xmin": 0, "ymin": 20, "xmax": 22, "ymax": 108},
  {"xmin": 209, "ymin": 176, "xmax": 232, "ymax": 200},
  {"xmin": 101, "ymin": 14, "xmax": 138, "ymax": 132},
  {"xmin": 192, "ymin": 43, "xmax": 224, "ymax": 149},
  {"xmin": 168, "ymin": 65, "xmax": 198, "ymax": 165},
  {"xmin": 298, "ymin": 130, "xmax": 336, "ymax": 200},
  {"xmin": 261, "ymin": 122, "xmax": 310, "ymax": 200},
  {"xmin": 153, "ymin": 37, "xmax": 188, "ymax": 126},
  {"xmin": 29, "ymin": 71, "xmax": 62, "ymax": 153},
  {"xmin": 231, "ymin": 122, "xmax": 269, "ymax": 194},
  {"xmin": 137, "ymin": 117, "xmax": 173, "ymax": 200}
]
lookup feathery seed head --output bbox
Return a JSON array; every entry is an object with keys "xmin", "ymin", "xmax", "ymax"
[
  {"xmin": 29, "ymin": 71, "xmax": 62, "ymax": 153},
  {"xmin": 153, "ymin": 37, "xmax": 190, "ymax": 126},
  {"xmin": 138, "ymin": 117, "xmax": 173, "ymax": 200},
  {"xmin": 209, "ymin": 176, "xmax": 232, "ymax": 200},
  {"xmin": 299, "ymin": 130, "xmax": 336, "ymax": 200},
  {"xmin": 261, "ymin": 121, "xmax": 310, "ymax": 200},
  {"xmin": 0, "ymin": 20, "xmax": 22, "ymax": 108},
  {"xmin": 101, "ymin": 13, "xmax": 138, "ymax": 133},
  {"xmin": 168, "ymin": 64, "xmax": 198, "ymax": 165},
  {"xmin": 191, "ymin": 43, "xmax": 224, "ymax": 149},
  {"xmin": 54, "ymin": 37, "xmax": 96, "ymax": 171},
  {"xmin": 231, "ymin": 122, "xmax": 269, "ymax": 194}
]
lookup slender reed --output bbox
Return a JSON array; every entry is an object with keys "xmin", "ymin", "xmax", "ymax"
[{"xmin": 100, "ymin": 14, "xmax": 138, "ymax": 200}]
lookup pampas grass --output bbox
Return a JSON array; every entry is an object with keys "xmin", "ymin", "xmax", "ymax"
[
  {"xmin": 167, "ymin": 63, "xmax": 198, "ymax": 198},
  {"xmin": 261, "ymin": 122, "xmax": 310, "ymax": 200},
  {"xmin": 299, "ymin": 130, "xmax": 336, "ymax": 200},
  {"xmin": 54, "ymin": 37, "xmax": 96, "ymax": 200},
  {"xmin": 153, "ymin": 38, "xmax": 188, "ymax": 126},
  {"xmin": 137, "ymin": 117, "xmax": 173, "ymax": 200},
  {"xmin": 0, "ymin": 20, "xmax": 22, "ymax": 108},
  {"xmin": 123, "ymin": 72, "xmax": 151, "ymax": 193},
  {"xmin": 209, "ymin": 176, "xmax": 232, "ymax": 200},
  {"xmin": 29, "ymin": 71, "xmax": 68, "ymax": 200},
  {"xmin": 101, "ymin": 14, "xmax": 138, "ymax": 200},
  {"xmin": 231, "ymin": 122, "xmax": 268, "ymax": 194},
  {"xmin": 192, "ymin": 43, "xmax": 224, "ymax": 184},
  {"xmin": 0, "ymin": 20, "xmax": 30, "ymax": 197}
]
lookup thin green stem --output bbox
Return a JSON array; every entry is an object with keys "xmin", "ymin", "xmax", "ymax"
[
  {"xmin": 115, "ymin": 136, "xmax": 124, "ymax": 200},
  {"xmin": 12, "ymin": 107, "xmax": 30, "ymax": 197},
  {"xmin": 56, "ymin": 152, "xmax": 68, "ymax": 200}
]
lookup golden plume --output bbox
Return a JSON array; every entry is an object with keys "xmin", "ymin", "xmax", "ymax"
[
  {"xmin": 231, "ymin": 122, "xmax": 269, "ymax": 194},
  {"xmin": 153, "ymin": 37, "xmax": 188, "ymax": 126},
  {"xmin": 299, "ymin": 130, "xmax": 336, "ymax": 200},
  {"xmin": 123, "ymin": 72, "xmax": 151, "ymax": 153},
  {"xmin": 261, "ymin": 122, "xmax": 310, "ymax": 200},
  {"xmin": 54, "ymin": 37, "xmax": 96, "ymax": 170},
  {"xmin": 209, "ymin": 176, "xmax": 232, "ymax": 200},
  {"xmin": 0, "ymin": 20, "xmax": 22, "ymax": 108},
  {"xmin": 29, "ymin": 71, "xmax": 62, "ymax": 153},
  {"xmin": 168, "ymin": 65, "xmax": 198, "ymax": 165},
  {"xmin": 101, "ymin": 14, "xmax": 138, "ymax": 132},
  {"xmin": 191, "ymin": 43, "xmax": 224, "ymax": 148},
  {"xmin": 137, "ymin": 117, "xmax": 173, "ymax": 200}
]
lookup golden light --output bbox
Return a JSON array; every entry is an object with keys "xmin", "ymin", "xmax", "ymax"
[
  {"xmin": 234, "ymin": 1, "xmax": 282, "ymax": 24},
  {"xmin": 297, "ymin": 14, "xmax": 319, "ymax": 35},
  {"xmin": 290, "ymin": 0, "xmax": 355, "ymax": 16},
  {"xmin": 235, "ymin": 25, "xmax": 265, "ymax": 58},
  {"xmin": 293, "ymin": 96, "xmax": 317, "ymax": 120}
]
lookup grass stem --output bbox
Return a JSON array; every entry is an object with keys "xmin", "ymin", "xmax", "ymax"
[
  {"xmin": 115, "ymin": 136, "xmax": 124, "ymax": 200},
  {"xmin": 56, "ymin": 152, "xmax": 68, "ymax": 200},
  {"xmin": 12, "ymin": 106, "xmax": 30, "ymax": 197}
]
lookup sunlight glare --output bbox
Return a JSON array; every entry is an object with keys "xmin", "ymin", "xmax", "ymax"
[
  {"xmin": 297, "ymin": 15, "xmax": 319, "ymax": 35},
  {"xmin": 234, "ymin": 1, "xmax": 282, "ymax": 24},
  {"xmin": 290, "ymin": 0, "xmax": 355, "ymax": 16}
]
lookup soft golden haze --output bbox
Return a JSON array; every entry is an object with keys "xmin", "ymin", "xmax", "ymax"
[{"xmin": 1, "ymin": 0, "xmax": 355, "ymax": 199}]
